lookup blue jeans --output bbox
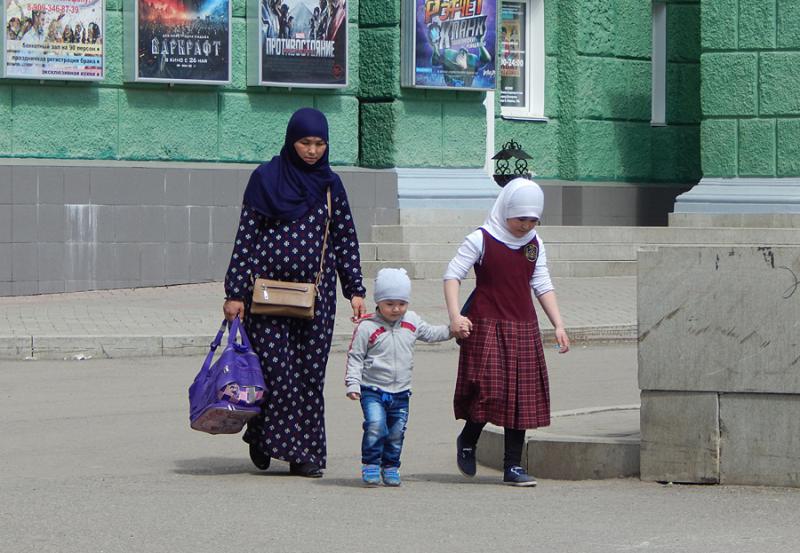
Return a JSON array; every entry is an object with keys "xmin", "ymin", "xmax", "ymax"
[{"xmin": 359, "ymin": 387, "xmax": 410, "ymax": 468}]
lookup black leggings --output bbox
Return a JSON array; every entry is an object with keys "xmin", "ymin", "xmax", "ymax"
[{"xmin": 459, "ymin": 420, "xmax": 526, "ymax": 469}]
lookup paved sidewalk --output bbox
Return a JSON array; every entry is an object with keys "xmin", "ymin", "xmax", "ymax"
[{"xmin": 0, "ymin": 276, "xmax": 636, "ymax": 359}]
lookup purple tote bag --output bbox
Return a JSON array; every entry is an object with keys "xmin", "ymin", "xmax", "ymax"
[{"xmin": 189, "ymin": 318, "xmax": 265, "ymax": 434}]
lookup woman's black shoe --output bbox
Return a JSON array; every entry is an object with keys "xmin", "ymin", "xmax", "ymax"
[
  {"xmin": 290, "ymin": 462, "xmax": 323, "ymax": 478},
  {"xmin": 249, "ymin": 443, "xmax": 271, "ymax": 470}
]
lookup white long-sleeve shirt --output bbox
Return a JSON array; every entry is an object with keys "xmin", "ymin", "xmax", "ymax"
[{"xmin": 443, "ymin": 230, "xmax": 555, "ymax": 297}]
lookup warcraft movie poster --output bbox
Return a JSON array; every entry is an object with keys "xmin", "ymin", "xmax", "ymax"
[
  {"xmin": 136, "ymin": 0, "xmax": 230, "ymax": 83},
  {"xmin": 258, "ymin": 0, "xmax": 347, "ymax": 87},
  {"xmin": 2, "ymin": 0, "xmax": 104, "ymax": 80},
  {"xmin": 414, "ymin": 0, "xmax": 496, "ymax": 90}
]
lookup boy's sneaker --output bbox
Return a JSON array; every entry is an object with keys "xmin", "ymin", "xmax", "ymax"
[
  {"xmin": 381, "ymin": 466, "xmax": 402, "ymax": 487},
  {"xmin": 503, "ymin": 465, "xmax": 537, "ymax": 487},
  {"xmin": 361, "ymin": 464, "xmax": 381, "ymax": 487},
  {"xmin": 456, "ymin": 436, "xmax": 477, "ymax": 477}
]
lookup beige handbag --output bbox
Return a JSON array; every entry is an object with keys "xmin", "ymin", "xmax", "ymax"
[{"xmin": 250, "ymin": 189, "xmax": 331, "ymax": 319}]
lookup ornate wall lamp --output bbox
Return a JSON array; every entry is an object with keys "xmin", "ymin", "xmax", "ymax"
[{"xmin": 492, "ymin": 140, "xmax": 534, "ymax": 187}]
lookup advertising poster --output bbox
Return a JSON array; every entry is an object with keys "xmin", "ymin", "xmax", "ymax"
[
  {"xmin": 2, "ymin": 0, "xmax": 104, "ymax": 80},
  {"xmin": 257, "ymin": 0, "xmax": 347, "ymax": 87},
  {"xmin": 499, "ymin": 1, "xmax": 525, "ymax": 108},
  {"xmin": 412, "ymin": 0, "xmax": 496, "ymax": 90},
  {"xmin": 135, "ymin": 0, "xmax": 230, "ymax": 83}
]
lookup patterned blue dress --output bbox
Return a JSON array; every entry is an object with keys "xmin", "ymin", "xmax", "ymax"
[{"xmin": 224, "ymin": 189, "xmax": 365, "ymax": 468}]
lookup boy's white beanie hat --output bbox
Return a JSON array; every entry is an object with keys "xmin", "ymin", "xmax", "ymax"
[{"xmin": 373, "ymin": 268, "xmax": 411, "ymax": 303}]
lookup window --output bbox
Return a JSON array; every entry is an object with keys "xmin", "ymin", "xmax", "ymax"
[
  {"xmin": 651, "ymin": 2, "xmax": 667, "ymax": 126},
  {"xmin": 499, "ymin": 0, "xmax": 545, "ymax": 119}
]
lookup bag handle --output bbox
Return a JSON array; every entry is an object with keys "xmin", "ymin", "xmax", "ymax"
[
  {"xmin": 313, "ymin": 188, "xmax": 333, "ymax": 295},
  {"xmin": 227, "ymin": 317, "xmax": 253, "ymax": 350}
]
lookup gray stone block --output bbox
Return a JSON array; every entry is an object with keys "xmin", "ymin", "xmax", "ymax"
[
  {"xmin": 38, "ymin": 280, "xmax": 66, "ymax": 294},
  {"xmin": 89, "ymin": 167, "xmax": 121, "ymax": 205},
  {"xmin": 0, "ymin": 243, "xmax": 11, "ymax": 280},
  {"xmin": 11, "ymin": 166, "xmax": 37, "ymax": 204},
  {"xmin": 638, "ymin": 246, "xmax": 800, "ymax": 394},
  {"xmin": 115, "ymin": 168, "xmax": 143, "ymax": 206},
  {"xmin": 140, "ymin": 206, "xmax": 165, "ymax": 243},
  {"xmin": 719, "ymin": 394, "xmax": 800, "ymax": 487},
  {"xmin": 136, "ymin": 168, "xmax": 166, "ymax": 205},
  {"xmin": 115, "ymin": 243, "xmax": 141, "ymax": 281},
  {"xmin": 12, "ymin": 243, "xmax": 37, "ymax": 280},
  {"xmin": 64, "ymin": 243, "xmax": 96, "ymax": 281},
  {"xmin": 343, "ymin": 172, "xmax": 376, "ymax": 208},
  {"xmin": 65, "ymin": 280, "xmax": 94, "ymax": 293},
  {"xmin": 64, "ymin": 167, "xmax": 91, "ymax": 204},
  {"xmin": 38, "ymin": 243, "xmax": 65, "ymax": 281},
  {"xmin": 94, "ymin": 205, "xmax": 116, "ymax": 243},
  {"xmin": 189, "ymin": 243, "xmax": 211, "ymax": 280},
  {"xmin": 165, "ymin": 206, "xmax": 190, "ymax": 243},
  {"xmin": 37, "ymin": 205, "xmax": 66, "ymax": 242},
  {"xmin": 12, "ymin": 205, "xmax": 37, "ymax": 242},
  {"xmin": 113, "ymin": 206, "xmax": 144, "ymax": 243},
  {"xmin": 189, "ymin": 170, "xmax": 215, "ymax": 206},
  {"xmin": 65, "ymin": 204, "xmax": 97, "ymax": 243},
  {"xmin": 165, "ymin": 243, "xmax": 190, "ymax": 283},
  {"xmin": 0, "ymin": 166, "xmax": 11, "ymax": 203},
  {"xmin": 639, "ymin": 391, "xmax": 719, "ymax": 484},
  {"xmin": 165, "ymin": 169, "xmax": 190, "ymax": 206},
  {"xmin": 210, "ymin": 243, "xmax": 232, "ymax": 280},
  {"xmin": 212, "ymin": 169, "xmax": 243, "ymax": 207},
  {"xmin": 141, "ymin": 244, "xmax": 165, "ymax": 284},
  {"xmin": 0, "ymin": 205, "xmax": 11, "ymax": 242},
  {"xmin": 0, "ymin": 282, "xmax": 12, "ymax": 295},
  {"xmin": 12, "ymin": 280, "xmax": 38, "ymax": 295},
  {"xmin": 528, "ymin": 437, "xmax": 640, "ymax": 481},
  {"xmin": 211, "ymin": 206, "xmax": 238, "ymax": 243},
  {"xmin": 38, "ymin": 167, "xmax": 65, "ymax": 204},
  {"xmin": 189, "ymin": 206, "xmax": 210, "ymax": 243},
  {"xmin": 375, "ymin": 173, "xmax": 399, "ymax": 209},
  {"xmin": 0, "ymin": 336, "xmax": 31, "ymax": 359}
]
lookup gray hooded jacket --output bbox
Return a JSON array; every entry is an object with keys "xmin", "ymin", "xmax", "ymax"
[{"xmin": 345, "ymin": 310, "xmax": 451, "ymax": 395}]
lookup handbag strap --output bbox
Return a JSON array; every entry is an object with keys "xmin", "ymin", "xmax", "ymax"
[{"xmin": 313, "ymin": 188, "xmax": 333, "ymax": 294}]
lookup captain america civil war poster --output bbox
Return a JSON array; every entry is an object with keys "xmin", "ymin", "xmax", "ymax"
[
  {"xmin": 257, "ymin": 0, "xmax": 347, "ymax": 87},
  {"xmin": 135, "ymin": 0, "xmax": 230, "ymax": 83}
]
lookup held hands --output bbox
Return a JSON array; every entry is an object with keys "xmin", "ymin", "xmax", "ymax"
[
  {"xmin": 347, "ymin": 392, "xmax": 361, "ymax": 400},
  {"xmin": 350, "ymin": 296, "xmax": 366, "ymax": 322},
  {"xmin": 450, "ymin": 315, "xmax": 472, "ymax": 340},
  {"xmin": 223, "ymin": 299, "xmax": 245, "ymax": 321}
]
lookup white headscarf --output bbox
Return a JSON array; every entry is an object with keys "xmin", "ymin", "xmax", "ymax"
[{"xmin": 480, "ymin": 177, "xmax": 544, "ymax": 247}]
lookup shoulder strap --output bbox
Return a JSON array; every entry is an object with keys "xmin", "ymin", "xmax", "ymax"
[{"xmin": 314, "ymin": 188, "xmax": 332, "ymax": 293}]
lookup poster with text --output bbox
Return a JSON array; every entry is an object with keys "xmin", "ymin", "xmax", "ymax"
[
  {"xmin": 414, "ymin": 0, "xmax": 496, "ymax": 90},
  {"xmin": 3, "ymin": 0, "xmax": 104, "ymax": 80},
  {"xmin": 499, "ymin": 1, "xmax": 525, "ymax": 108},
  {"xmin": 258, "ymin": 0, "xmax": 347, "ymax": 87},
  {"xmin": 136, "ymin": 0, "xmax": 230, "ymax": 83}
]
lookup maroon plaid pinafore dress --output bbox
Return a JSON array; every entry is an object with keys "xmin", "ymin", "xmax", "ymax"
[{"xmin": 454, "ymin": 229, "xmax": 550, "ymax": 429}]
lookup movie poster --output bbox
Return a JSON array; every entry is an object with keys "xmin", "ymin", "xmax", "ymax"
[
  {"xmin": 134, "ymin": 0, "xmax": 230, "ymax": 83},
  {"xmin": 499, "ymin": 1, "xmax": 524, "ymax": 108},
  {"xmin": 413, "ymin": 0, "xmax": 496, "ymax": 90},
  {"xmin": 2, "ymin": 0, "xmax": 104, "ymax": 80},
  {"xmin": 256, "ymin": 0, "xmax": 347, "ymax": 87}
]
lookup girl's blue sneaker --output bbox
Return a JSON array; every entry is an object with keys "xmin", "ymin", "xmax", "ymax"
[
  {"xmin": 362, "ymin": 464, "xmax": 381, "ymax": 487},
  {"xmin": 381, "ymin": 466, "xmax": 401, "ymax": 487}
]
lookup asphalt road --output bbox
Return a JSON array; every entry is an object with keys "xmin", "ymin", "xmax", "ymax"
[{"xmin": 2, "ymin": 345, "xmax": 799, "ymax": 553}]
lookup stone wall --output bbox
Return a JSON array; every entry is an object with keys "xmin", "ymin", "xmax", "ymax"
[
  {"xmin": 0, "ymin": 160, "xmax": 397, "ymax": 296},
  {"xmin": 638, "ymin": 245, "xmax": 800, "ymax": 487}
]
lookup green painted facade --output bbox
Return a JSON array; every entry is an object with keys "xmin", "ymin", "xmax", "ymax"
[
  {"xmin": 2, "ymin": 0, "xmax": 798, "ymax": 185},
  {"xmin": 494, "ymin": 0, "xmax": 702, "ymax": 184},
  {"xmin": 701, "ymin": 0, "xmax": 800, "ymax": 177}
]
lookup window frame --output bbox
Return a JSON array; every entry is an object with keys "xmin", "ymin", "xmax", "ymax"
[
  {"xmin": 499, "ymin": 0, "xmax": 546, "ymax": 121},
  {"xmin": 651, "ymin": 1, "xmax": 667, "ymax": 126}
]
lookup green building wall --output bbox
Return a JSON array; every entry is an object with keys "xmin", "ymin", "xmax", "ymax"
[
  {"xmin": 358, "ymin": 1, "xmax": 488, "ymax": 169},
  {"xmin": 495, "ymin": 0, "xmax": 702, "ymax": 185},
  {"xmin": 0, "ymin": 1, "xmax": 361, "ymax": 166},
  {"xmin": 701, "ymin": 0, "xmax": 800, "ymax": 177}
]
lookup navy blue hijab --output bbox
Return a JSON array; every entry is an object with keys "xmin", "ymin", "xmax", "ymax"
[{"xmin": 243, "ymin": 108, "xmax": 344, "ymax": 220}]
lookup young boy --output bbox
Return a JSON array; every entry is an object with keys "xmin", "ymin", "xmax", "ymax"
[{"xmin": 346, "ymin": 268, "xmax": 454, "ymax": 487}]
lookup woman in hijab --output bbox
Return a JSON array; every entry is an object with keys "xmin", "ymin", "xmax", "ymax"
[{"xmin": 223, "ymin": 108, "xmax": 366, "ymax": 478}]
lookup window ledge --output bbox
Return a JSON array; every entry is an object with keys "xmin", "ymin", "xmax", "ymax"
[{"xmin": 500, "ymin": 114, "xmax": 549, "ymax": 122}]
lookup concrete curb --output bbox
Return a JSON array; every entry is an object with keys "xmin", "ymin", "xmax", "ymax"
[
  {"xmin": 0, "ymin": 324, "xmax": 638, "ymax": 360},
  {"xmin": 476, "ymin": 405, "xmax": 641, "ymax": 480}
]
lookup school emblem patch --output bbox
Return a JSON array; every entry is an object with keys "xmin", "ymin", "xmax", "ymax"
[{"xmin": 525, "ymin": 244, "xmax": 539, "ymax": 262}]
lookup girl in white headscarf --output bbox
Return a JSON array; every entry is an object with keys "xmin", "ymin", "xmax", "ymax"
[{"xmin": 443, "ymin": 177, "xmax": 570, "ymax": 487}]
